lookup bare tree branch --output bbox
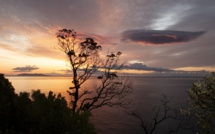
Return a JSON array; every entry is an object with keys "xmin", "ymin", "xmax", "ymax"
[
  {"xmin": 130, "ymin": 95, "xmax": 190, "ymax": 134},
  {"xmin": 56, "ymin": 29, "xmax": 133, "ymax": 113}
]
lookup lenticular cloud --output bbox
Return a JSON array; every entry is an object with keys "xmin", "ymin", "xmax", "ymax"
[{"xmin": 121, "ymin": 29, "xmax": 205, "ymax": 45}]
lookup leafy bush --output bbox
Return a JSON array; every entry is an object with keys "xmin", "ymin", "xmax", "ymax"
[{"xmin": 184, "ymin": 73, "xmax": 215, "ymax": 134}]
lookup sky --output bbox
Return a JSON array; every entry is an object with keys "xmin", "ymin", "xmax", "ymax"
[{"xmin": 0, "ymin": 0, "xmax": 215, "ymax": 75}]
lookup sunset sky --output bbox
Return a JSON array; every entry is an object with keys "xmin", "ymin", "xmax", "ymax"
[{"xmin": 1, "ymin": 0, "xmax": 215, "ymax": 75}]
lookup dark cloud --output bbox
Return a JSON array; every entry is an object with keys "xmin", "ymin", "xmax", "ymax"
[
  {"xmin": 12, "ymin": 65, "xmax": 39, "ymax": 72},
  {"xmin": 122, "ymin": 63, "xmax": 172, "ymax": 72},
  {"xmin": 121, "ymin": 29, "xmax": 205, "ymax": 45}
]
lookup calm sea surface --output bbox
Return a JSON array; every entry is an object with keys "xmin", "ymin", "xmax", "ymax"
[{"xmin": 6, "ymin": 76, "xmax": 200, "ymax": 134}]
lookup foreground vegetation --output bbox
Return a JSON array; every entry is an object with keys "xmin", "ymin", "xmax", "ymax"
[
  {"xmin": 0, "ymin": 74, "xmax": 95, "ymax": 134},
  {"xmin": 183, "ymin": 73, "xmax": 215, "ymax": 134},
  {"xmin": 1, "ymin": 72, "xmax": 215, "ymax": 134}
]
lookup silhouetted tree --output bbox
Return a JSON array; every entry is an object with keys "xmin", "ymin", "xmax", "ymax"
[
  {"xmin": 0, "ymin": 74, "xmax": 96, "ymax": 134},
  {"xmin": 0, "ymin": 74, "xmax": 17, "ymax": 133},
  {"xmin": 57, "ymin": 29, "xmax": 132, "ymax": 112}
]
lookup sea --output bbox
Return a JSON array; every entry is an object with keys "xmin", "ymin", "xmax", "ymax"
[{"xmin": 6, "ymin": 76, "xmax": 201, "ymax": 134}]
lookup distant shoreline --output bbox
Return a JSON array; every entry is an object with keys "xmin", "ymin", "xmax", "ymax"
[
  {"xmin": 5, "ymin": 75, "xmax": 204, "ymax": 78},
  {"xmin": 16, "ymin": 73, "xmax": 50, "ymax": 77}
]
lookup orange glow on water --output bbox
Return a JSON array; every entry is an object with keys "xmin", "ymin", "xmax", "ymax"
[{"xmin": 7, "ymin": 76, "xmax": 100, "ymax": 105}]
